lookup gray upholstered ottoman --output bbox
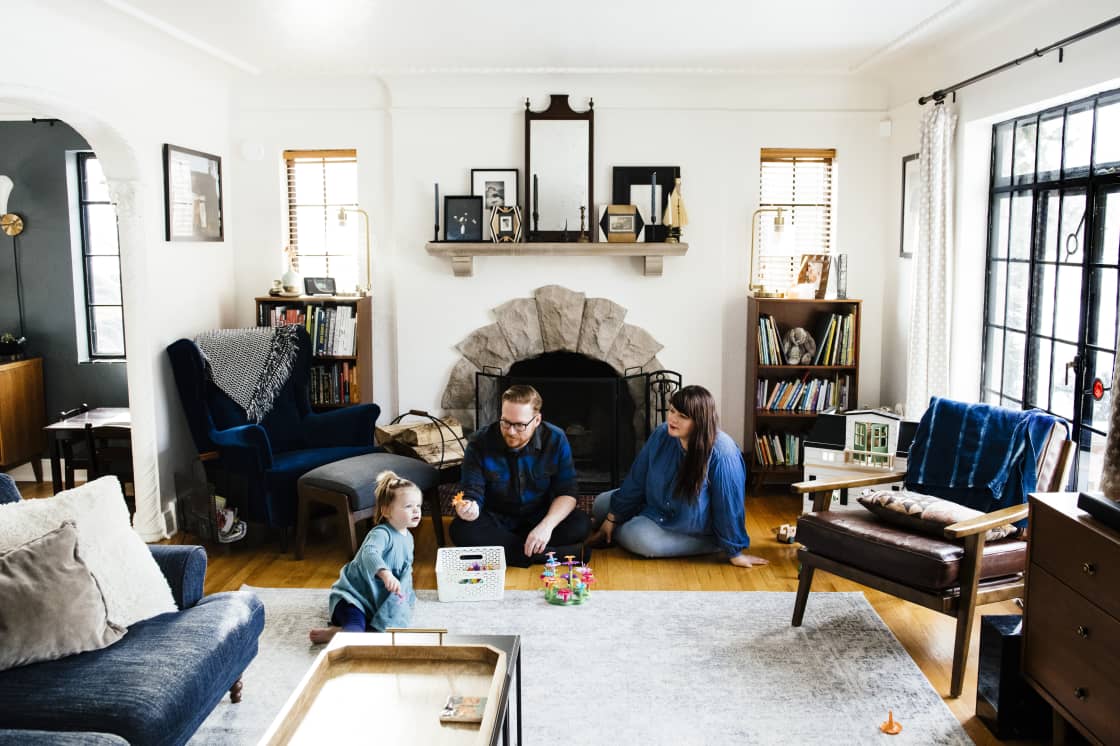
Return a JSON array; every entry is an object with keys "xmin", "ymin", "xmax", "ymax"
[{"xmin": 295, "ymin": 453, "xmax": 441, "ymax": 559}]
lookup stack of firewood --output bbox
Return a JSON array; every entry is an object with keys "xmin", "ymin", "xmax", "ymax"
[{"xmin": 375, "ymin": 416, "xmax": 465, "ymax": 468}]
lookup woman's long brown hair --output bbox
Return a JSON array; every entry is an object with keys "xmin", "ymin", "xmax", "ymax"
[{"xmin": 670, "ymin": 385, "xmax": 719, "ymax": 502}]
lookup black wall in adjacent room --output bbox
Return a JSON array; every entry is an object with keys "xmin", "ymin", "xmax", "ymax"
[{"xmin": 0, "ymin": 120, "xmax": 128, "ymax": 423}]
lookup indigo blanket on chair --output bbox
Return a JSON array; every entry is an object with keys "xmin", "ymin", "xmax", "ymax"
[
  {"xmin": 905, "ymin": 397, "xmax": 1068, "ymax": 513},
  {"xmin": 194, "ymin": 326, "xmax": 300, "ymax": 423}
]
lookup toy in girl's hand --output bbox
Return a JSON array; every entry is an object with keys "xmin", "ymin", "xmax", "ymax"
[{"xmin": 539, "ymin": 551, "xmax": 597, "ymax": 606}]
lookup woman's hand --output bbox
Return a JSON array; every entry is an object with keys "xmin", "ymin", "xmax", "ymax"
[
  {"xmin": 377, "ymin": 569, "xmax": 402, "ymax": 594},
  {"xmin": 588, "ymin": 514, "xmax": 617, "ymax": 547},
  {"xmin": 729, "ymin": 553, "xmax": 768, "ymax": 568},
  {"xmin": 454, "ymin": 498, "xmax": 480, "ymax": 522}
]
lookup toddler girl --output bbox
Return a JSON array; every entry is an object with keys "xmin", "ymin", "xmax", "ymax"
[{"xmin": 309, "ymin": 470, "xmax": 422, "ymax": 643}]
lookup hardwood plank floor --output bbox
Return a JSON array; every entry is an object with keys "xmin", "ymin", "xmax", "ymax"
[{"xmin": 16, "ymin": 480, "xmax": 1046, "ymax": 745}]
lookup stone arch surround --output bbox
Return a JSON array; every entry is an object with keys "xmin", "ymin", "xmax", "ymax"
[{"xmin": 441, "ymin": 285, "xmax": 665, "ymax": 429}]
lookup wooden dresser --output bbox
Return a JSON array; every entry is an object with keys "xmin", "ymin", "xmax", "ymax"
[
  {"xmin": 0, "ymin": 357, "xmax": 46, "ymax": 480},
  {"xmin": 1023, "ymin": 493, "xmax": 1120, "ymax": 745}
]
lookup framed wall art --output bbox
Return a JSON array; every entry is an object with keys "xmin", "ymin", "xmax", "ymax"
[
  {"xmin": 471, "ymin": 168, "xmax": 519, "ymax": 240},
  {"xmin": 163, "ymin": 144, "xmax": 224, "ymax": 241},
  {"xmin": 796, "ymin": 254, "xmax": 832, "ymax": 299},
  {"xmin": 489, "ymin": 205, "xmax": 523, "ymax": 243},
  {"xmin": 899, "ymin": 153, "xmax": 919, "ymax": 258},
  {"xmin": 444, "ymin": 195, "xmax": 483, "ymax": 242},
  {"xmin": 598, "ymin": 204, "xmax": 644, "ymax": 243}
]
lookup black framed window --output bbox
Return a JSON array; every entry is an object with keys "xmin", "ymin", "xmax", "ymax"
[
  {"xmin": 76, "ymin": 153, "xmax": 125, "ymax": 358},
  {"xmin": 982, "ymin": 87, "xmax": 1120, "ymax": 490}
]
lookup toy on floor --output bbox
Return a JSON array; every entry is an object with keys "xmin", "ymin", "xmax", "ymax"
[
  {"xmin": 879, "ymin": 710, "xmax": 902, "ymax": 735},
  {"xmin": 772, "ymin": 523, "xmax": 797, "ymax": 544},
  {"xmin": 539, "ymin": 551, "xmax": 596, "ymax": 605}
]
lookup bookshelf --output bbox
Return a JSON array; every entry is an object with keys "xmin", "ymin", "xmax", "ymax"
[
  {"xmin": 745, "ymin": 297, "xmax": 861, "ymax": 490},
  {"xmin": 254, "ymin": 295, "xmax": 372, "ymax": 410}
]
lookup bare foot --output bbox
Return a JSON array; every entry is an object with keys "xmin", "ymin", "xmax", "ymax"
[
  {"xmin": 729, "ymin": 553, "xmax": 769, "ymax": 568},
  {"xmin": 309, "ymin": 626, "xmax": 341, "ymax": 644}
]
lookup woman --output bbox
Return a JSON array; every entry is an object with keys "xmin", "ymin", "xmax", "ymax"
[{"xmin": 589, "ymin": 385, "xmax": 767, "ymax": 567}]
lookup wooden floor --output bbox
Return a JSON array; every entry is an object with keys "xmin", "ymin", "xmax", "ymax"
[{"xmin": 17, "ymin": 480, "xmax": 1048, "ymax": 745}]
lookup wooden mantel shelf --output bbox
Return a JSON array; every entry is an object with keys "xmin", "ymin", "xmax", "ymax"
[{"xmin": 425, "ymin": 241, "xmax": 688, "ymax": 277}]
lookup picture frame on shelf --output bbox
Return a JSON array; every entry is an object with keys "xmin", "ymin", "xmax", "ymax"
[
  {"xmin": 471, "ymin": 169, "xmax": 518, "ymax": 239},
  {"xmin": 444, "ymin": 195, "xmax": 484, "ymax": 242},
  {"xmin": 611, "ymin": 166, "xmax": 678, "ymax": 243},
  {"xmin": 303, "ymin": 277, "xmax": 336, "ymax": 296},
  {"xmin": 163, "ymin": 144, "xmax": 224, "ymax": 242},
  {"xmin": 489, "ymin": 205, "xmax": 523, "ymax": 243},
  {"xmin": 899, "ymin": 153, "xmax": 919, "ymax": 258},
  {"xmin": 796, "ymin": 254, "xmax": 832, "ymax": 299},
  {"xmin": 598, "ymin": 204, "xmax": 644, "ymax": 243}
]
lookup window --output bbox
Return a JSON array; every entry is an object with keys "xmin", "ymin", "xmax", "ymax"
[
  {"xmin": 75, "ymin": 153, "xmax": 125, "ymax": 358},
  {"xmin": 755, "ymin": 148, "xmax": 835, "ymax": 290},
  {"xmin": 284, "ymin": 149, "xmax": 359, "ymax": 292},
  {"xmin": 982, "ymin": 87, "xmax": 1120, "ymax": 491}
]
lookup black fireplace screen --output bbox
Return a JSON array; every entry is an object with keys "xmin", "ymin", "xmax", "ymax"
[{"xmin": 475, "ymin": 358, "xmax": 681, "ymax": 492}]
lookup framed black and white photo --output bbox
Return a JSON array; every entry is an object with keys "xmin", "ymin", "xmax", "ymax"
[
  {"xmin": 489, "ymin": 205, "xmax": 523, "ymax": 243},
  {"xmin": 899, "ymin": 153, "xmax": 919, "ymax": 258},
  {"xmin": 163, "ymin": 144, "xmax": 224, "ymax": 241},
  {"xmin": 303, "ymin": 277, "xmax": 336, "ymax": 296},
  {"xmin": 444, "ymin": 195, "xmax": 484, "ymax": 242},
  {"xmin": 598, "ymin": 204, "xmax": 644, "ymax": 243},
  {"xmin": 471, "ymin": 169, "xmax": 518, "ymax": 240}
]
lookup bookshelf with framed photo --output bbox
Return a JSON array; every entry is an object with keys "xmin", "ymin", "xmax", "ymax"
[
  {"xmin": 745, "ymin": 296, "xmax": 861, "ymax": 491},
  {"xmin": 254, "ymin": 294, "xmax": 372, "ymax": 410}
]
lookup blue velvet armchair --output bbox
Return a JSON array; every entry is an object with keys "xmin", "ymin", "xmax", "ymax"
[{"xmin": 167, "ymin": 326, "xmax": 381, "ymax": 530}]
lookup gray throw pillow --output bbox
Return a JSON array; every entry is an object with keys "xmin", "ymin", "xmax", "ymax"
[
  {"xmin": 0, "ymin": 521, "xmax": 126, "ymax": 671},
  {"xmin": 857, "ymin": 490, "xmax": 1019, "ymax": 543}
]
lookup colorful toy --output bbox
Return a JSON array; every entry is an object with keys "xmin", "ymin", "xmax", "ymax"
[
  {"xmin": 451, "ymin": 491, "xmax": 466, "ymax": 508},
  {"xmin": 539, "ymin": 551, "xmax": 597, "ymax": 605},
  {"xmin": 879, "ymin": 711, "xmax": 902, "ymax": 735}
]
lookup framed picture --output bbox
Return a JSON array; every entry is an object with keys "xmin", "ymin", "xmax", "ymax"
[
  {"xmin": 611, "ymin": 166, "xmax": 678, "ymax": 242},
  {"xmin": 796, "ymin": 254, "xmax": 831, "ymax": 299},
  {"xmin": 489, "ymin": 205, "xmax": 523, "ymax": 243},
  {"xmin": 444, "ymin": 195, "xmax": 484, "ymax": 241},
  {"xmin": 303, "ymin": 277, "xmax": 336, "ymax": 296},
  {"xmin": 163, "ymin": 144, "xmax": 223, "ymax": 241},
  {"xmin": 899, "ymin": 153, "xmax": 919, "ymax": 258},
  {"xmin": 471, "ymin": 169, "xmax": 518, "ymax": 240},
  {"xmin": 598, "ymin": 204, "xmax": 645, "ymax": 243}
]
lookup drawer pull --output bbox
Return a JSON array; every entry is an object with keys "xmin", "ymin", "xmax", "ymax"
[
  {"xmin": 1074, "ymin": 687, "xmax": 1088, "ymax": 701},
  {"xmin": 1076, "ymin": 625, "xmax": 1090, "ymax": 638},
  {"xmin": 1081, "ymin": 562, "xmax": 1096, "ymax": 576}
]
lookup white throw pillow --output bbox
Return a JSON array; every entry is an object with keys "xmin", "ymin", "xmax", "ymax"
[{"xmin": 0, "ymin": 476, "xmax": 176, "ymax": 627}]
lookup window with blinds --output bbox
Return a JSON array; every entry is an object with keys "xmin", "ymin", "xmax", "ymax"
[
  {"xmin": 284, "ymin": 149, "xmax": 359, "ymax": 292},
  {"xmin": 755, "ymin": 148, "xmax": 835, "ymax": 290}
]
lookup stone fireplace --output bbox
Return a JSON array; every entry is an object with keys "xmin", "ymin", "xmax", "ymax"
[{"xmin": 441, "ymin": 285, "xmax": 679, "ymax": 491}]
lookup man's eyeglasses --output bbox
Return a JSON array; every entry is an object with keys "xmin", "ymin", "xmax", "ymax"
[{"xmin": 499, "ymin": 417, "xmax": 536, "ymax": 433}]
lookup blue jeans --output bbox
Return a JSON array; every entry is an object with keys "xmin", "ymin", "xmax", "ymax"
[{"xmin": 593, "ymin": 490, "xmax": 721, "ymax": 558}]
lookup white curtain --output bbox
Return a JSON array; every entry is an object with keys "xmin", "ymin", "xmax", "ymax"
[{"xmin": 906, "ymin": 103, "xmax": 958, "ymax": 418}]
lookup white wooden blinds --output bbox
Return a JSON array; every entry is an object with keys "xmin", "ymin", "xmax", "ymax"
[
  {"xmin": 757, "ymin": 148, "xmax": 835, "ymax": 257},
  {"xmin": 283, "ymin": 149, "xmax": 359, "ymax": 288}
]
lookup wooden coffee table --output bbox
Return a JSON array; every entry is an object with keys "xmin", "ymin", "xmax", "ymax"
[{"xmin": 260, "ymin": 630, "xmax": 521, "ymax": 746}]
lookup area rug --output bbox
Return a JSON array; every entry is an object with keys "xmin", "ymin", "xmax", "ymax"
[{"xmin": 193, "ymin": 589, "xmax": 970, "ymax": 745}]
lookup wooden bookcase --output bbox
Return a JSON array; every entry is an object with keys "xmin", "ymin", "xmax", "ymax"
[
  {"xmin": 255, "ymin": 295, "xmax": 372, "ymax": 410},
  {"xmin": 745, "ymin": 297, "xmax": 861, "ymax": 490},
  {"xmin": 0, "ymin": 357, "xmax": 46, "ymax": 479}
]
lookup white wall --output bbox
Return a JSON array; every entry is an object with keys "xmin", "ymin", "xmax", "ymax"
[
  {"xmin": 878, "ymin": 1, "xmax": 1120, "ymax": 414},
  {"xmin": 4, "ymin": 0, "xmax": 239, "ymax": 539},
  {"xmin": 231, "ymin": 74, "xmax": 892, "ymax": 446}
]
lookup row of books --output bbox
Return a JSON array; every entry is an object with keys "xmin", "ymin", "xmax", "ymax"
[
  {"xmin": 310, "ymin": 362, "xmax": 361, "ymax": 406},
  {"xmin": 756, "ymin": 314, "xmax": 786, "ymax": 365},
  {"xmin": 753, "ymin": 431, "xmax": 801, "ymax": 467},
  {"xmin": 814, "ymin": 313, "xmax": 855, "ymax": 366},
  {"xmin": 756, "ymin": 373, "xmax": 851, "ymax": 412},
  {"xmin": 259, "ymin": 303, "xmax": 358, "ymax": 358}
]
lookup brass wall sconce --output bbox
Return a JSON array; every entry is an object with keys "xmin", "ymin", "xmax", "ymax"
[
  {"xmin": 0, "ymin": 175, "xmax": 24, "ymax": 237},
  {"xmin": 337, "ymin": 206, "xmax": 372, "ymax": 296}
]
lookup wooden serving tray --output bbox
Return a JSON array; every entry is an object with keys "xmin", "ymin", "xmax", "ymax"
[{"xmin": 260, "ymin": 631, "xmax": 506, "ymax": 745}]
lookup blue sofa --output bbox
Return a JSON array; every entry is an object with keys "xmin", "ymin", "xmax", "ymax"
[{"xmin": 0, "ymin": 543, "xmax": 264, "ymax": 746}]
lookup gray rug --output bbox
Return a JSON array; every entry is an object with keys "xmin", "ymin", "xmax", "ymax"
[{"xmin": 193, "ymin": 589, "xmax": 970, "ymax": 745}]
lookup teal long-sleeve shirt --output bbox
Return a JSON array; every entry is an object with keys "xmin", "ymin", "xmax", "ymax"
[
  {"xmin": 610, "ymin": 423, "xmax": 751, "ymax": 557},
  {"xmin": 328, "ymin": 523, "xmax": 415, "ymax": 631}
]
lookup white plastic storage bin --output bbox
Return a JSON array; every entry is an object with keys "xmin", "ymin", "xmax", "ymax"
[{"xmin": 435, "ymin": 545, "xmax": 506, "ymax": 602}]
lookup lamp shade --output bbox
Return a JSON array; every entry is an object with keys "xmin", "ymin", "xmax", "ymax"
[{"xmin": 0, "ymin": 175, "xmax": 12, "ymax": 215}]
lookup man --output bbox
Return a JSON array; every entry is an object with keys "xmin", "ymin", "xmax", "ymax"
[{"xmin": 450, "ymin": 385, "xmax": 590, "ymax": 567}]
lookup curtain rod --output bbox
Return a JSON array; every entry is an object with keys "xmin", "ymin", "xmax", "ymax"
[{"xmin": 919, "ymin": 13, "xmax": 1120, "ymax": 105}]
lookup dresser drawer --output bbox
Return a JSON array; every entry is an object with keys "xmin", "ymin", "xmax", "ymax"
[
  {"xmin": 1024, "ymin": 566, "xmax": 1120, "ymax": 741},
  {"xmin": 1031, "ymin": 498, "xmax": 1120, "ymax": 620}
]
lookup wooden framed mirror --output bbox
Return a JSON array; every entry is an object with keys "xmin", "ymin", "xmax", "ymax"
[{"xmin": 525, "ymin": 94, "xmax": 594, "ymax": 242}]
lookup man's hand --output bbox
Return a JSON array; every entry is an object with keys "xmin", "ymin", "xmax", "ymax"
[
  {"xmin": 523, "ymin": 521, "xmax": 554, "ymax": 557},
  {"xmin": 454, "ymin": 498, "xmax": 480, "ymax": 522},
  {"xmin": 377, "ymin": 569, "xmax": 402, "ymax": 594}
]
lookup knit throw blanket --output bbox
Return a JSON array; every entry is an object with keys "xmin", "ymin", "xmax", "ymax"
[{"xmin": 194, "ymin": 326, "xmax": 300, "ymax": 423}]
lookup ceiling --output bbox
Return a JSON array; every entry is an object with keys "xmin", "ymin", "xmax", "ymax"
[{"xmin": 96, "ymin": 0, "xmax": 1024, "ymax": 78}]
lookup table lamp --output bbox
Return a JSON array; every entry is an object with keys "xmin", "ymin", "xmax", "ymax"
[
  {"xmin": 338, "ymin": 206, "xmax": 372, "ymax": 296},
  {"xmin": 749, "ymin": 206, "xmax": 789, "ymax": 297}
]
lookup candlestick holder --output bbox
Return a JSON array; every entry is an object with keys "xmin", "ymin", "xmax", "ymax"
[
  {"xmin": 578, "ymin": 206, "xmax": 590, "ymax": 242},
  {"xmin": 434, "ymin": 222, "xmax": 440, "ymax": 242}
]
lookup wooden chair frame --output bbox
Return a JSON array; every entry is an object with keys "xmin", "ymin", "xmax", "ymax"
[{"xmin": 790, "ymin": 431, "xmax": 1074, "ymax": 698}]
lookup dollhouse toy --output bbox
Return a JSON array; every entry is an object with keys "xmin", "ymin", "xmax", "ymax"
[
  {"xmin": 539, "ymin": 552, "xmax": 596, "ymax": 605},
  {"xmin": 800, "ymin": 409, "xmax": 918, "ymax": 514}
]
